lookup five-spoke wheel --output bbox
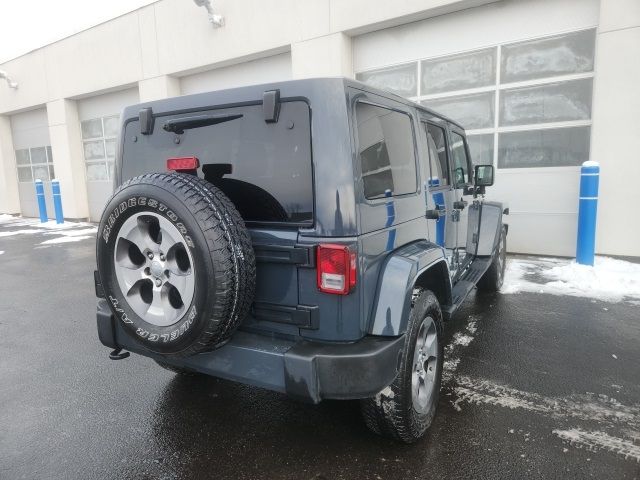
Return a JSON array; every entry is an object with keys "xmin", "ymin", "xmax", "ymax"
[{"xmin": 113, "ymin": 212, "xmax": 195, "ymax": 327}]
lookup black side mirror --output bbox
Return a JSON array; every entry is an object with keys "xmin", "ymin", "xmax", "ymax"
[{"xmin": 474, "ymin": 164, "xmax": 494, "ymax": 187}]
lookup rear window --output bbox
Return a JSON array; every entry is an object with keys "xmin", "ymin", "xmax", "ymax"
[
  {"xmin": 355, "ymin": 102, "xmax": 417, "ymax": 200},
  {"xmin": 121, "ymin": 101, "xmax": 313, "ymax": 224}
]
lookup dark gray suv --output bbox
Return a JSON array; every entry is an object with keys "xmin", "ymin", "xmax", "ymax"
[{"xmin": 95, "ymin": 78, "xmax": 507, "ymax": 443}]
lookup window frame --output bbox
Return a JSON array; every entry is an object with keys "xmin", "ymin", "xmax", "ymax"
[
  {"xmin": 81, "ymin": 115, "xmax": 119, "ymax": 182},
  {"xmin": 421, "ymin": 119, "xmax": 451, "ymax": 191},
  {"xmin": 448, "ymin": 127, "xmax": 474, "ymax": 188},
  {"xmin": 353, "ymin": 98, "xmax": 420, "ymax": 204},
  {"xmin": 15, "ymin": 145, "xmax": 55, "ymax": 183}
]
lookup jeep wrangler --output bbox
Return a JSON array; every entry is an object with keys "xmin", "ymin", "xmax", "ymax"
[{"xmin": 95, "ymin": 78, "xmax": 508, "ymax": 443}]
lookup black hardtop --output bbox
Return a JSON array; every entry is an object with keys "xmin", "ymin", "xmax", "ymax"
[{"xmin": 121, "ymin": 77, "xmax": 464, "ymax": 130}]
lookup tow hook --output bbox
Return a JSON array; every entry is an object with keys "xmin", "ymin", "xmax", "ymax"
[{"xmin": 109, "ymin": 348, "xmax": 130, "ymax": 360}]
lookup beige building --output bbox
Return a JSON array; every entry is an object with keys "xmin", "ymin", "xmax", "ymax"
[{"xmin": 0, "ymin": 0, "xmax": 638, "ymax": 257}]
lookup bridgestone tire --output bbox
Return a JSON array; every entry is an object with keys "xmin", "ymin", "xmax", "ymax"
[
  {"xmin": 96, "ymin": 173, "xmax": 255, "ymax": 356},
  {"xmin": 477, "ymin": 226, "xmax": 507, "ymax": 293},
  {"xmin": 360, "ymin": 289, "xmax": 444, "ymax": 443}
]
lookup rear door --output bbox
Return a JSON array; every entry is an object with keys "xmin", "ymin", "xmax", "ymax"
[
  {"xmin": 423, "ymin": 120, "xmax": 460, "ymax": 276},
  {"xmin": 120, "ymin": 100, "xmax": 315, "ymax": 337}
]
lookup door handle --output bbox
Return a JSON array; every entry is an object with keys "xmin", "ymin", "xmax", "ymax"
[
  {"xmin": 453, "ymin": 200, "xmax": 467, "ymax": 210},
  {"xmin": 426, "ymin": 204, "xmax": 445, "ymax": 219},
  {"xmin": 425, "ymin": 209, "xmax": 441, "ymax": 220}
]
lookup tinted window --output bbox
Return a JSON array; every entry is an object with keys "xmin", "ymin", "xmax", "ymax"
[
  {"xmin": 122, "ymin": 101, "xmax": 313, "ymax": 223},
  {"xmin": 450, "ymin": 131, "xmax": 470, "ymax": 186},
  {"xmin": 356, "ymin": 102, "xmax": 417, "ymax": 199},
  {"xmin": 425, "ymin": 123, "xmax": 449, "ymax": 187}
]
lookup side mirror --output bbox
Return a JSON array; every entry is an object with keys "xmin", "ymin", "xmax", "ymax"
[{"xmin": 474, "ymin": 164, "xmax": 494, "ymax": 187}]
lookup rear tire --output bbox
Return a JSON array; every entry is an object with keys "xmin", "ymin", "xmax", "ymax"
[
  {"xmin": 477, "ymin": 225, "xmax": 507, "ymax": 293},
  {"xmin": 360, "ymin": 289, "xmax": 444, "ymax": 443}
]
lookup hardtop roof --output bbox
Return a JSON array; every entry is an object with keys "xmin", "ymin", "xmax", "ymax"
[{"xmin": 123, "ymin": 77, "xmax": 465, "ymax": 131}]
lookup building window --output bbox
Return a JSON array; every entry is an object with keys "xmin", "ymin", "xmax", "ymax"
[
  {"xmin": 356, "ymin": 28, "xmax": 597, "ymax": 169},
  {"xmin": 356, "ymin": 62, "xmax": 418, "ymax": 98},
  {"xmin": 15, "ymin": 146, "xmax": 55, "ymax": 183},
  {"xmin": 355, "ymin": 102, "xmax": 417, "ymax": 200},
  {"xmin": 81, "ymin": 115, "xmax": 118, "ymax": 181}
]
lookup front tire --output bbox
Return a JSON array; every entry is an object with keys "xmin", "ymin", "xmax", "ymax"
[{"xmin": 360, "ymin": 289, "xmax": 444, "ymax": 443}]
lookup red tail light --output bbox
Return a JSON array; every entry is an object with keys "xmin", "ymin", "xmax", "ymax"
[
  {"xmin": 167, "ymin": 156, "xmax": 200, "ymax": 172},
  {"xmin": 317, "ymin": 244, "xmax": 356, "ymax": 295}
]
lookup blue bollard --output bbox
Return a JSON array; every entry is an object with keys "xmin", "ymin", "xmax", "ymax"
[
  {"xmin": 576, "ymin": 160, "xmax": 600, "ymax": 266},
  {"xmin": 52, "ymin": 179, "xmax": 64, "ymax": 224},
  {"xmin": 34, "ymin": 179, "xmax": 48, "ymax": 223}
]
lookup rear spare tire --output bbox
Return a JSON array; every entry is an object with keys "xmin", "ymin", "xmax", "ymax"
[{"xmin": 96, "ymin": 173, "xmax": 255, "ymax": 356}]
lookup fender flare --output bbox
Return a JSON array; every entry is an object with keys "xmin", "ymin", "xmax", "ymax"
[{"xmin": 368, "ymin": 240, "xmax": 451, "ymax": 336}]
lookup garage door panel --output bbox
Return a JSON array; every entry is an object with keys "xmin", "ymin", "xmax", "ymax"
[{"xmin": 507, "ymin": 212, "xmax": 577, "ymax": 257}]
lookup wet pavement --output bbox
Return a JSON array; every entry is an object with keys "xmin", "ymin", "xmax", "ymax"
[{"xmin": 1, "ymin": 217, "xmax": 639, "ymax": 480}]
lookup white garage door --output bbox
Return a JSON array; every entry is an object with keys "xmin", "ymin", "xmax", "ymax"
[
  {"xmin": 78, "ymin": 88, "xmax": 139, "ymax": 221},
  {"xmin": 353, "ymin": 0, "xmax": 599, "ymax": 256},
  {"xmin": 10, "ymin": 109, "xmax": 55, "ymax": 219},
  {"xmin": 180, "ymin": 52, "xmax": 292, "ymax": 95}
]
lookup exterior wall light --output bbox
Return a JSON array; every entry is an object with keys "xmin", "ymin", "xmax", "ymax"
[
  {"xmin": 193, "ymin": 0, "xmax": 225, "ymax": 28},
  {"xmin": 0, "ymin": 70, "xmax": 18, "ymax": 89}
]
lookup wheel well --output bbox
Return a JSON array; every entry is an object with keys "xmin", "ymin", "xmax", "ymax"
[{"xmin": 414, "ymin": 260, "xmax": 452, "ymax": 309}]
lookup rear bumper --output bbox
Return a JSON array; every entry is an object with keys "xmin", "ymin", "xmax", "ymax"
[{"xmin": 97, "ymin": 299, "xmax": 404, "ymax": 403}]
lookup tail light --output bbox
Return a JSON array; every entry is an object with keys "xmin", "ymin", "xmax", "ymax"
[
  {"xmin": 167, "ymin": 156, "xmax": 200, "ymax": 172},
  {"xmin": 317, "ymin": 244, "xmax": 357, "ymax": 295}
]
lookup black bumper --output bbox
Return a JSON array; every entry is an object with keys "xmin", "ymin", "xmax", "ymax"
[{"xmin": 97, "ymin": 300, "xmax": 405, "ymax": 403}]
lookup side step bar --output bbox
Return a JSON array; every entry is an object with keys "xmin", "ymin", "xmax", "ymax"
[{"xmin": 441, "ymin": 257, "xmax": 492, "ymax": 320}]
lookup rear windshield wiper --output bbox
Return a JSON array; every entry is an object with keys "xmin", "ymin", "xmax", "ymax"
[{"xmin": 162, "ymin": 114, "xmax": 243, "ymax": 134}]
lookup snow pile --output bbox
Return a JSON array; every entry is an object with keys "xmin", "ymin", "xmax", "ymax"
[
  {"xmin": 503, "ymin": 256, "xmax": 640, "ymax": 303},
  {"xmin": 40, "ymin": 236, "xmax": 94, "ymax": 245},
  {"xmin": 0, "ymin": 215, "xmax": 96, "ymax": 245},
  {"xmin": 1, "ymin": 217, "xmax": 93, "ymax": 230},
  {"xmin": 0, "ymin": 229, "xmax": 46, "ymax": 238}
]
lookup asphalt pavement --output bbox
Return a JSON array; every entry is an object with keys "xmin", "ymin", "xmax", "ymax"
[{"xmin": 1, "ymin": 217, "xmax": 639, "ymax": 480}]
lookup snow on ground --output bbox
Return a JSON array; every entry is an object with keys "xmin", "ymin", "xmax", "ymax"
[
  {"xmin": 502, "ymin": 256, "xmax": 640, "ymax": 304},
  {"xmin": 40, "ymin": 236, "xmax": 95, "ymax": 245},
  {"xmin": 0, "ymin": 215, "xmax": 93, "ymax": 230},
  {"xmin": 0, "ymin": 215, "xmax": 96, "ymax": 244}
]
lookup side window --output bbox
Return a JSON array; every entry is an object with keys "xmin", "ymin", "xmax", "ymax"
[
  {"xmin": 450, "ymin": 131, "xmax": 471, "ymax": 186},
  {"xmin": 425, "ymin": 123, "xmax": 449, "ymax": 187},
  {"xmin": 356, "ymin": 102, "xmax": 417, "ymax": 200}
]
